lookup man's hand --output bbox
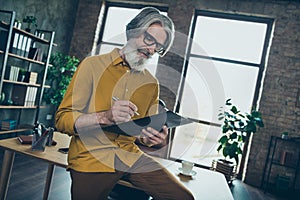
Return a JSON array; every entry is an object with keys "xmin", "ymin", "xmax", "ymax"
[
  {"xmin": 107, "ymin": 100, "xmax": 138, "ymax": 123},
  {"xmin": 140, "ymin": 125, "xmax": 168, "ymax": 146}
]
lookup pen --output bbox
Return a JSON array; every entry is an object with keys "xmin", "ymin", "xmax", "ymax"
[{"xmin": 112, "ymin": 96, "xmax": 140, "ymax": 116}]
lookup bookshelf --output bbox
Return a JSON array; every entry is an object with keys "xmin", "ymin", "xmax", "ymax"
[
  {"xmin": 0, "ymin": 10, "xmax": 55, "ymax": 137},
  {"xmin": 261, "ymin": 136, "xmax": 300, "ymax": 196}
]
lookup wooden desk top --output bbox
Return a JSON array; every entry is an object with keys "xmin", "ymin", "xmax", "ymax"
[
  {"xmin": 0, "ymin": 132, "xmax": 70, "ymax": 168},
  {"xmin": 0, "ymin": 132, "xmax": 233, "ymax": 200}
]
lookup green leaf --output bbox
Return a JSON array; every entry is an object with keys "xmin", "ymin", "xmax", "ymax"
[
  {"xmin": 226, "ymin": 98, "xmax": 232, "ymax": 105},
  {"xmin": 237, "ymin": 147, "xmax": 243, "ymax": 155},
  {"xmin": 245, "ymin": 123, "xmax": 256, "ymax": 134},
  {"xmin": 238, "ymin": 121, "xmax": 244, "ymax": 127},
  {"xmin": 231, "ymin": 106, "xmax": 238, "ymax": 114},
  {"xmin": 238, "ymin": 113, "xmax": 245, "ymax": 118},
  {"xmin": 222, "ymin": 126, "xmax": 230, "ymax": 133},
  {"xmin": 229, "ymin": 132, "xmax": 237, "ymax": 140},
  {"xmin": 223, "ymin": 146, "xmax": 230, "ymax": 157},
  {"xmin": 217, "ymin": 144, "xmax": 223, "ymax": 152},
  {"xmin": 255, "ymin": 118, "xmax": 264, "ymax": 127},
  {"xmin": 242, "ymin": 135, "xmax": 247, "ymax": 142},
  {"xmin": 218, "ymin": 135, "xmax": 228, "ymax": 144}
]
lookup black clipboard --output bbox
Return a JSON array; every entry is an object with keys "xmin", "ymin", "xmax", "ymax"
[{"xmin": 101, "ymin": 111, "xmax": 193, "ymax": 136}]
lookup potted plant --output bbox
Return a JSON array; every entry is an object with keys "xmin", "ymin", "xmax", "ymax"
[
  {"xmin": 22, "ymin": 16, "xmax": 37, "ymax": 32},
  {"xmin": 213, "ymin": 99, "xmax": 264, "ymax": 182},
  {"xmin": 43, "ymin": 52, "xmax": 80, "ymax": 109}
]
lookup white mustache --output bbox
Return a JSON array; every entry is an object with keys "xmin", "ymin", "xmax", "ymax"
[{"xmin": 137, "ymin": 48, "xmax": 151, "ymax": 58}]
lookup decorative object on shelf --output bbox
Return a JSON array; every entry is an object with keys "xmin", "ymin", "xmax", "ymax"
[
  {"xmin": 22, "ymin": 15, "xmax": 37, "ymax": 32},
  {"xmin": 212, "ymin": 98, "xmax": 264, "ymax": 183},
  {"xmin": 17, "ymin": 68, "xmax": 27, "ymax": 82},
  {"xmin": 2, "ymin": 98, "xmax": 13, "ymax": 106},
  {"xmin": 281, "ymin": 131, "xmax": 289, "ymax": 139},
  {"xmin": 43, "ymin": 52, "xmax": 80, "ymax": 108}
]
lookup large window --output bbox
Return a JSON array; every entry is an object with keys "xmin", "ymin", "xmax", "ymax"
[
  {"xmin": 170, "ymin": 11, "xmax": 273, "ymax": 169},
  {"xmin": 93, "ymin": 2, "xmax": 168, "ymax": 76}
]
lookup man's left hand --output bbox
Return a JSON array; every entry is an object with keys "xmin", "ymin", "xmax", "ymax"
[{"xmin": 140, "ymin": 125, "xmax": 168, "ymax": 146}]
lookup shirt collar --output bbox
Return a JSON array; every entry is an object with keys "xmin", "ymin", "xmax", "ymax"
[
  {"xmin": 110, "ymin": 48, "xmax": 146, "ymax": 74},
  {"xmin": 111, "ymin": 48, "xmax": 127, "ymax": 66}
]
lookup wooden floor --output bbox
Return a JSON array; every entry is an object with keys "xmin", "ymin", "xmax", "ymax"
[{"xmin": 0, "ymin": 148, "xmax": 289, "ymax": 200}]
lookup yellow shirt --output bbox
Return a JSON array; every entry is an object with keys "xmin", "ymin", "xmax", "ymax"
[{"xmin": 55, "ymin": 48, "xmax": 159, "ymax": 172}]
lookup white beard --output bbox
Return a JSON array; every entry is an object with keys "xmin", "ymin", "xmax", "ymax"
[{"xmin": 123, "ymin": 44, "xmax": 151, "ymax": 71}]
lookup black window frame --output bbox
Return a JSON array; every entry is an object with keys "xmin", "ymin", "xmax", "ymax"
[
  {"xmin": 96, "ymin": 1, "xmax": 169, "ymax": 53},
  {"xmin": 170, "ymin": 10, "xmax": 274, "ymax": 171}
]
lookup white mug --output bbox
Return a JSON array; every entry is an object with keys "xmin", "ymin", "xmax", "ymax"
[{"xmin": 181, "ymin": 160, "xmax": 194, "ymax": 175}]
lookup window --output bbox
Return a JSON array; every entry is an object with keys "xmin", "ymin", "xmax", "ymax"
[
  {"xmin": 170, "ymin": 11, "xmax": 273, "ymax": 169},
  {"xmin": 93, "ymin": 2, "xmax": 168, "ymax": 76}
]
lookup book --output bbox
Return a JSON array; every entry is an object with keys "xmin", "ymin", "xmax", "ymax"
[
  {"xmin": 24, "ymin": 71, "xmax": 38, "ymax": 84},
  {"xmin": 36, "ymin": 48, "xmax": 43, "ymax": 61},
  {"xmin": 21, "ymin": 36, "xmax": 27, "ymax": 57},
  {"xmin": 24, "ymin": 86, "xmax": 36, "ymax": 107},
  {"xmin": 17, "ymin": 135, "xmax": 33, "ymax": 144},
  {"xmin": 9, "ymin": 66, "xmax": 20, "ymax": 81},
  {"xmin": 17, "ymin": 135, "xmax": 57, "ymax": 145},
  {"xmin": 0, "ymin": 119, "xmax": 16, "ymax": 130},
  {"xmin": 28, "ymin": 47, "xmax": 38, "ymax": 60},
  {"xmin": 100, "ymin": 111, "xmax": 193, "ymax": 136},
  {"xmin": 28, "ymin": 87, "xmax": 37, "ymax": 106},
  {"xmin": 16, "ymin": 34, "xmax": 23, "ymax": 56},
  {"xmin": 24, "ymin": 37, "xmax": 32, "ymax": 57}
]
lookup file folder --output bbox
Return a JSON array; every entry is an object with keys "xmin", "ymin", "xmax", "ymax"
[{"xmin": 101, "ymin": 111, "xmax": 193, "ymax": 136}]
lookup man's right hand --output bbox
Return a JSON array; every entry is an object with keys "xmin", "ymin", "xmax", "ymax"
[{"xmin": 107, "ymin": 100, "xmax": 138, "ymax": 123}]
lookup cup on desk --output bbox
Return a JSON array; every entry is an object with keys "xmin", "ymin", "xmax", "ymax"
[{"xmin": 181, "ymin": 160, "xmax": 194, "ymax": 175}]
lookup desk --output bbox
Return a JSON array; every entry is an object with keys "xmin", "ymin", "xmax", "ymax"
[{"xmin": 0, "ymin": 132, "xmax": 233, "ymax": 200}]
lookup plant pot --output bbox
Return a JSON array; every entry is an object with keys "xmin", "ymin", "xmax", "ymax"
[{"xmin": 212, "ymin": 159, "xmax": 236, "ymax": 184}]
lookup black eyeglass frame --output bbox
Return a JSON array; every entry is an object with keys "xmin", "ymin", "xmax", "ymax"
[{"xmin": 143, "ymin": 31, "xmax": 166, "ymax": 56}]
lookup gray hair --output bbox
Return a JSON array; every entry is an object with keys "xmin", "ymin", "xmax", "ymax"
[{"xmin": 126, "ymin": 7, "xmax": 175, "ymax": 57}]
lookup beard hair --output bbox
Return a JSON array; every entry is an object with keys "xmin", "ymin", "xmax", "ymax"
[{"xmin": 124, "ymin": 48, "xmax": 150, "ymax": 71}]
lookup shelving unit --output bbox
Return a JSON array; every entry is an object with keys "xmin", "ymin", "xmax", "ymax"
[
  {"xmin": 0, "ymin": 10, "xmax": 55, "ymax": 138},
  {"xmin": 261, "ymin": 136, "xmax": 300, "ymax": 196}
]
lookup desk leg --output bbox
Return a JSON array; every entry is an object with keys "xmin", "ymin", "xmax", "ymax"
[
  {"xmin": 43, "ymin": 163, "xmax": 55, "ymax": 200},
  {"xmin": 0, "ymin": 150, "xmax": 15, "ymax": 200}
]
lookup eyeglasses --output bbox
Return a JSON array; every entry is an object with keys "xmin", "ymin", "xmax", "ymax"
[{"xmin": 143, "ymin": 31, "xmax": 166, "ymax": 56}]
